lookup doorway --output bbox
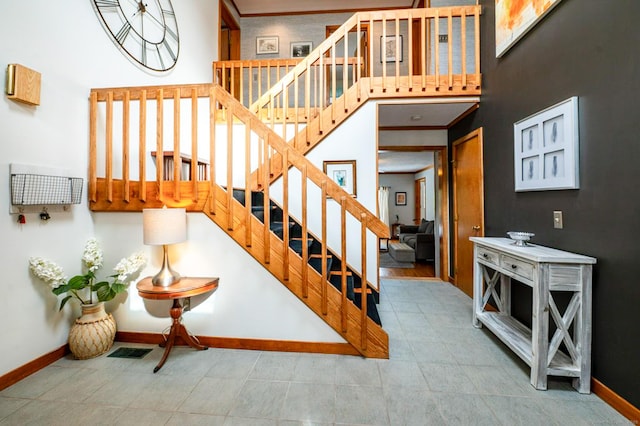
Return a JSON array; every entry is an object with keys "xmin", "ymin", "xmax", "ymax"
[
  {"xmin": 452, "ymin": 128, "xmax": 484, "ymax": 297},
  {"xmin": 378, "ymin": 146, "xmax": 448, "ymax": 281},
  {"xmin": 219, "ymin": 2, "xmax": 241, "ymax": 98}
]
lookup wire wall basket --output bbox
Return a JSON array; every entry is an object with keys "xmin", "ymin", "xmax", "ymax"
[{"xmin": 11, "ymin": 173, "xmax": 83, "ymax": 206}]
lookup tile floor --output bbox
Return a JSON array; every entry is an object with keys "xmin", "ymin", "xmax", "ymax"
[{"xmin": 0, "ymin": 279, "xmax": 632, "ymax": 425}]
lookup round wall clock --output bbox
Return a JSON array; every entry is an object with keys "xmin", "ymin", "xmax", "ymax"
[{"xmin": 92, "ymin": 0, "xmax": 180, "ymax": 72}]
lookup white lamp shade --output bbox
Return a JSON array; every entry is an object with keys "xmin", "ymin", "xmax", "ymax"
[{"xmin": 143, "ymin": 207, "xmax": 187, "ymax": 245}]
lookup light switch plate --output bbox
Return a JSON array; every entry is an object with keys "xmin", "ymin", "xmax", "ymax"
[{"xmin": 553, "ymin": 211, "xmax": 563, "ymax": 229}]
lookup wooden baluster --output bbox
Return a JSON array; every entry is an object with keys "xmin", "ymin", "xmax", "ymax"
[
  {"xmin": 222, "ymin": 63, "xmax": 227, "ymax": 93},
  {"xmin": 248, "ymin": 63, "xmax": 253, "ymax": 107},
  {"xmin": 122, "ymin": 91, "xmax": 130, "ymax": 203},
  {"xmin": 360, "ymin": 213, "xmax": 368, "ymax": 350},
  {"xmin": 258, "ymin": 62, "xmax": 263, "ymax": 107},
  {"xmin": 139, "ymin": 90, "xmax": 147, "ymax": 202},
  {"xmin": 395, "ymin": 17, "xmax": 400, "ymax": 91},
  {"xmin": 106, "ymin": 91, "xmax": 113, "ymax": 203},
  {"xmin": 382, "ymin": 16, "xmax": 387, "ymax": 92},
  {"xmin": 191, "ymin": 88, "xmax": 198, "ymax": 201},
  {"xmin": 461, "ymin": 10, "xmax": 467, "ymax": 89},
  {"xmin": 89, "ymin": 92, "xmax": 97, "ymax": 203},
  {"xmin": 357, "ymin": 19, "xmax": 362, "ymax": 101},
  {"xmin": 422, "ymin": 11, "xmax": 427, "ymax": 90},
  {"xmin": 340, "ymin": 196, "xmax": 347, "ymax": 333},
  {"xmin": 321, "ymin": 181, "xmax": 328, "ymax": 315},
  {"xmin": 343, "ymin": 31, "xmax": 348, "ymax": 113},
  {"xmin": 245, "ymin": 122, "xmax": 252, "ymax": 247},
  {"xmin": 305, "ymin": 61, "xmax": 311, "ymax": 143},
  {"xmin": 173, "ymin": 90, "xmax": 181, "ymax": 201},
  {"xmin": 282, "ymin": 149, "xmax": 289, "ymax": 281},
  {"xmin": 270, "ymin": 92, "xmax": 275, "ymax": 131},
  {"xmin": 369, "ymin": 16, "xmax": 375, "ymax": 92},
  {"xmin": 226, "ymin": 106, "xmax": 233, "ymax": 230},
  {"xmin": 448, "ymin": 10, "xmax": 453, "ymax": 89},
  {"xmin": 263, "ymin": 134, "xmax": 271, "ymax": 264},
  {"xmin": 239, "ymin": 63, "xmax": 244, "ymax": 104},
  {"xmin": 293, "ymin": 73, "xmax": 299, "ymax": 146},
  {"xmin": 209, "ymin": 86, "xmax": 216, "ymax": 215},
  {"xmin": 282, "ymin": 83, "xmax": 288, "ymax": 142},
  {"xmin": 331, "ymin": 40, "xmax": 336, "ymax": 123},
  {"xmin": 319, "ymin": 53, "xmax": 324, "ymax": 134},
  {"xmin": 230, "ymin": 62, "xmax": 235, "ymax": 99},
  {"xmin": 301, "ymin": 165, "xmax": 308, "ymax": 298},
  {"xmin": 156, "ymin": 88, "xmax": 164, "ymax": 200},
  {"xmin": 408, "ymin": 11, "xmax": 413, "ymax": 91},
  {"xmin": 434, "ymin": 10, "xmax": 440, "ymax": 91}
]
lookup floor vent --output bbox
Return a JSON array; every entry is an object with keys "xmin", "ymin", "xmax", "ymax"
[{"xmin": 107, "ymin": 347, "xmax": 153, "ymax": 359}]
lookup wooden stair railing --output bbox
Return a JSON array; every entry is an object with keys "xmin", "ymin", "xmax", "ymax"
[
  {"xmin": 212, "ymin": 5, "xmax": 482, "ymax": 186},
  {"xmin": 88, "ymin": 82, "xmax": 389, "ymax": 357}
]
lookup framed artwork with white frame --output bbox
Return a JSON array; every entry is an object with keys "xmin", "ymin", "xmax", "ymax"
[
  {"xmin": 514, "ymin": 96, "xmax": 579, "ymax": 191},
  {"xmin": 380, "ymin": 35, "xmax": 403, "ymax": 62},
  {"xmin": 323, "ymin": 160, "xmax": 357, "ymax": 197},
  {"xmin": 256, "ymin": 36, "xmax": 279, "ymax": 54}
]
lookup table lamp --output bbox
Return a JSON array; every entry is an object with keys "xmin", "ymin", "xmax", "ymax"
[{"xmin": 143, "ymin": 207, "xmax": 187, "ymax": 287}]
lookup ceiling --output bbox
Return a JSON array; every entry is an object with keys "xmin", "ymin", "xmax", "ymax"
[
  {"xmin": 379, "ymin": 150, "xmax": 434, "ymax": 173},
  {"xmin": 231, "ymin": 0, "xmax": 415, "ymax": 15}
]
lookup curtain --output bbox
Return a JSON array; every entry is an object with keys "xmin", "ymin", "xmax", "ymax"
[{"xmin": 378, "ymin": 186, "xmax": 390, "ymax": 230}]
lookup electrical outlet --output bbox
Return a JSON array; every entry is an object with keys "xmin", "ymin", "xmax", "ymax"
[{"xmin": 553, "ymin": 211, "xmax": 563, "ymax": 229}]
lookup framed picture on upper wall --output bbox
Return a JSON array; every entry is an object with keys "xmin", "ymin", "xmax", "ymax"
[
  {"xmin": 291, "ymin": 41, "xmax": 312, "ymax": 58},
  {"xmin": 495, "ymin": 0, "xmax": 563, "ymax": 57},
  {"xmin": 514, "ymin": 96, "xmax": 579, "ymax": 192},
  {"xmin": 256, "ymin": 36, "xmax": 279, "ymax": 54},
  {"xmin": 380, "ymin": 35, "xmax": 403, "ymax": 62},
  {"xmin": 395, "ymin": 192, "xmax": 407, "ymax": 206},
  {"xmin": 323, "ymin": 160, "xmax": 357, "ymax": 197}
]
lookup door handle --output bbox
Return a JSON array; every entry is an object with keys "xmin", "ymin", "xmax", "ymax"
[{"xmin": 472, "ymin": 225, "xmax": 481, "ymax": 231}]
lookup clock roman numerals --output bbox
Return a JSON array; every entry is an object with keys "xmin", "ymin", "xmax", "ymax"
[
  {"xmin": 141, "ymin": 40, "xmax": 148, "ymax": 66},
  {"xmin": 95, "ymin": 0, "xmax": 120, "ymax": 11},
  {"xmin": 115, "ymin": 21, "xmax": 132, "ymax": 44}
]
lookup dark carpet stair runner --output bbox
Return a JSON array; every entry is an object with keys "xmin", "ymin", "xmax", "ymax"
[{"xmin": 232, "ymin": 189, "xmax": 381, "ymax": 326}]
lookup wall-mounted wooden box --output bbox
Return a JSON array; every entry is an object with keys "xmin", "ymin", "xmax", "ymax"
[{"xmin": 5, "ymin": 64, "xmax": 41, "ymax": 106}]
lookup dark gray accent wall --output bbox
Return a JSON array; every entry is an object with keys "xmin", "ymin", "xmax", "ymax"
[{"xmin": 450, "ymin": 0, "xmax": 640, "ymax": 407}]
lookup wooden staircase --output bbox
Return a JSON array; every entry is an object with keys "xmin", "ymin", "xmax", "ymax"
[
  {"xmin": 88, "ymin": 5, "xmax": 483, "ymax": 359},
  {"xmin": 213, "ymin": 5, "xmax": 482, "ymax": 184}
]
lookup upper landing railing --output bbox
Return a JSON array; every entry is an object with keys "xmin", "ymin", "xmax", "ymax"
[{"xmin": 213, "ymin": 6, "xmax": 481, "ymax": 138}]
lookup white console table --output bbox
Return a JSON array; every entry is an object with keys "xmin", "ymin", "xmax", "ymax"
[{"xmin": 470, "ymin": 237, "xmax": 596, "ymax": 393}]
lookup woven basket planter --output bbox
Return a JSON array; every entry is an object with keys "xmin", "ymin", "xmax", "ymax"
[{"xmin": 68, "ymin": 302, "xmax": 116, "ymax": 359}]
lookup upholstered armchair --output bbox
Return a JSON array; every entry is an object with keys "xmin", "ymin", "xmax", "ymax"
[{"xmin": 398, "ymin": 219, "xmax": 435, "ymax": 262}]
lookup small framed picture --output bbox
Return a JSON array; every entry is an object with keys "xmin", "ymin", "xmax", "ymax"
[
  {"xmin": 381, "ymin": 35, "xmax": 403, "ymax": 62},
  {"xmin": 323, "ymin": 160, "xmax": 357, "ymax": 197},
  {"xmin": 256, "ymin": 36, "xmax": 279, "ymax": 55},
  {"xmin": 291, "ymin": 41, "xmax": 312, "ymax": 58},
  {"xmin": 395, "ymin": 192, "xmax": 407, "ymax": 206}
]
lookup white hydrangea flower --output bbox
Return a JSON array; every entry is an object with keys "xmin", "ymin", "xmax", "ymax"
[
  {"xmin": 113, "ymin": 252, "xmax": 147, "ymax": 283},
  {"xmin": 82, "ymin": 238, "xmax": 103, "ymax": 272},
  {"xmin": 29, "ymin": 257, "xmax": 67, "ymax": 289}
]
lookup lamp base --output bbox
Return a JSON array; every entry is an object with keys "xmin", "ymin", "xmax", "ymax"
[{"xmin": 152, "ymin": 245, "xmax": 181, "ymax": 287}]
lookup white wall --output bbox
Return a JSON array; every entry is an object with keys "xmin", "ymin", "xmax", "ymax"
[
  {"xmin": 379, "ymin": 174, "xmax": 415, "ymax": 226},
  {"xmin": 0, "ymin": 0, "xmax": 344, "ymax": 378}
]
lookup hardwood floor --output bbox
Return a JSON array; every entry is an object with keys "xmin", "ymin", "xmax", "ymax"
[
  {"xmin": 379, "ymin": 260, "xmax": 435, "ymax": 278},
  {"xmin": 378, "ymin": 239, "xmax": 436, "ymax": 279}
]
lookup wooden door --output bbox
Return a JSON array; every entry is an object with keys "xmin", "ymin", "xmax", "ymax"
[{"xmin": 452, "ymin": 128, "xmax": 484, "ymax": 298}]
